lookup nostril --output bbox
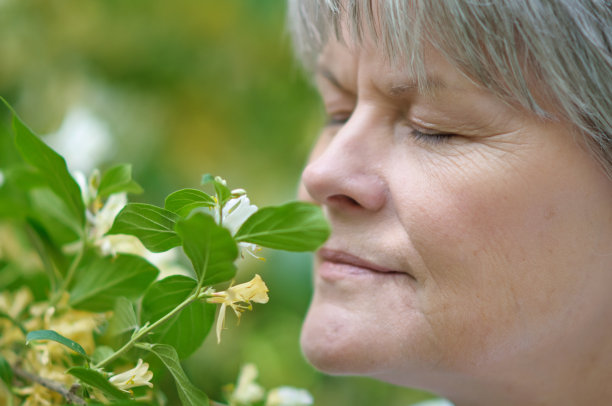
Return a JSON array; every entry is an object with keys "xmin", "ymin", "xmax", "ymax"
[{"xmin": 327, "ymin": 194, "xmax": 361, "ymax": 208}]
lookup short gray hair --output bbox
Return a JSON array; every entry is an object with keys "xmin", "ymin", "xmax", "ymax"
[{"xmin": 287, "ymin": 0, "xmax": 612, "ymax": 178}]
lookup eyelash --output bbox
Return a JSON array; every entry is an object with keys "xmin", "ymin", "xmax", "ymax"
[
  {"xmin": 326, "ymin": 115, "xmax": 350, "ymax": 127},
  {"xmin": 410, "ymin": 128, "xmax": 454, "ymax": 144},
  {"xmin": 325, "ymin": 114, "xmax": 455, "ymax": 144}
]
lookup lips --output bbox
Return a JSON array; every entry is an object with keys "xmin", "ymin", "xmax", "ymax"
[{"xmin": 316, "ymin": 247, "xmax": 414, "ymax": 280}]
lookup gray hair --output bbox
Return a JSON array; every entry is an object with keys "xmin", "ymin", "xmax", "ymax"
[{"xmin": 287, "ymin": 0, "xmax": 612, "ymax": 178}]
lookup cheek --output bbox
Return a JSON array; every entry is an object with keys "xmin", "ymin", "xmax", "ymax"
[{"xmin": 395, "ymin": 145, "xmax": 611, "ymax": 370}]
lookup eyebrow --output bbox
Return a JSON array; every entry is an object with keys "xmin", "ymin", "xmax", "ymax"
[
  {"xmin": 316, "ymin": 67, "xmax": 352, "ymax": 94},
  {"xmin": 317, "ymin": 65, "xmax": 447, "ymax": 97},
  {"xmin": 389, "ymin": 78, "xmax": 447, "ymax": 96}
]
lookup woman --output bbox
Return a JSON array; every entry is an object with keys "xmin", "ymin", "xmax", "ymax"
[{"xmin": 288, "ymin": 1, "xmax": 612, "ymax": 405}]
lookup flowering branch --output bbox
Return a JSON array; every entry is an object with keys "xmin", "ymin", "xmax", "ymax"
[{"xmin": 94, "ymin": 288, "xmax": 201, "ymax": 369}]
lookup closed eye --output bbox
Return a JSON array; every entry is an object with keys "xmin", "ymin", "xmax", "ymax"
[
  {"xmin": 326, "ymin": 113, "xmax": 351, "ymax": 127},
  {"xmin": 411, "ymin": 128, "xmax": 455, "ymax": 144}
]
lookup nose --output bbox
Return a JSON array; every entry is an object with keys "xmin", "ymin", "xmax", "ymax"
[{"xmin": 300, "ymin": 111, "xmax": 387, "ymax": 212}]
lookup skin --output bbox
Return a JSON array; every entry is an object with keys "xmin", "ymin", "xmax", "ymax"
[{"xmin": 298, "ymin": 39, "xmax": 612, "ymax": 406}]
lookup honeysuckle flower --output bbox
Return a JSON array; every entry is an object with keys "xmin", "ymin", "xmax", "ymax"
[
  {"xmin": 228, "ymin": 363, "xmax": 265, "ymax": 406},
  {"xmin": 219, "ymin": 195, "xmax": 257, "ymax": 235},
  {"xmin": 217, "ymin": 194, "xmax": 263, "ymax": 260},
  {"xmin": 265, "ymin": 387, "xmax": 314, "ymax": 406},
  {"xmin": 69, "ymin": 172, "xmax": 190, "ymax": 277},
  {"xmin": 207, "ymin": 274, "xmax": 269, "ymax": 343},
  {"xmin": 231, "ymin": 188, "xmax": 247, "ymax": 196},
  {"xmin": 0, "ymin": 169, "xmax": 5, "ymax": 188},
  {"xmin": 204, "ymin": 179, "xmax": 262, "ymax": 259},
  {"xmin": 109, "ymin": 359, "xmax": 154, "ymax": 392},
  {"xmin": 214, "ymin": 175, "xmax": 228, "ymax": 186},
  {"xmin": 89, "ymin": 192, "xmax": 127, "ymax": 241},
  {"xmin": 73, "ymin": 169, "xmax": 100, "ymax": 207}
]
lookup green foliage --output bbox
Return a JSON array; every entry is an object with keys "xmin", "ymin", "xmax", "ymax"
[
  {"xmin": 141, "ymin": 276, "xmax": 216, "ymax": 359},
  {"xmin": 69, "ymin": 254, "xmax": 159, "ymax": 312},
  {"xmin": 0, "ymin": 97, "xmax": 332, "ymax": 405},
  {"xmin": 92, "ymin": 346, "xmax": 116, "ymax": 366},
  {"xmin": 107, "ymin": 298, "xmax": 140, "ymax": 338},
  {"xmin": 26, "ymin": 330, "xmax": 88, "ymax": 358},
  {"xmin": 145, "ymin": 344, "xmax": 209, "ymax": 406},
  {"xmin": 107, "ymin": 203, "xmax": 182, "ymax": 253},
  {"xmin": 98, "ymin": 164, "xmax": 144, "ymax": 199},
  {"xmin": 164, "ymin": 188, "xmax": 216, "ymax": 217},
  {"xmin": 202, "ymin": 174, "xmax": 232, "ymax": 207},
  {"xmin": 29, "ymin": 187, "xmax": 82, "ymax": 242},
  {"xmin": 175, "ymin": 213, "xmax": 238, "ymax": 285},
  {"xmin": 67, "ymin": 367, "xmax": 130, "ymax": 400},
  {"xmin": 0, "ymin": 353, "xmax": 13, "ymax": 386},
  {"xmin": 11, "ymin": 107, "xmax": 85, "ymax": 230},
  {"xmin": 235, "ymin": 202, "xmax": 331, "ymax": 252}
]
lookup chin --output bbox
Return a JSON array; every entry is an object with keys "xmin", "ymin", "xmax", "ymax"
[{"xmin": 300, "ymin": 300, "xmax": 394, "ymax": 375}]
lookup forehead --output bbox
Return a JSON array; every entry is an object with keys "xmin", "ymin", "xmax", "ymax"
[{"xmin": 316, "ymin": 39, "xmax": 484, "ymax": 96}]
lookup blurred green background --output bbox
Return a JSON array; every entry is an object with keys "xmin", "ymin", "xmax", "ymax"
[{"xmin": 0, "ymin": 0, "xmax": 433, "ymax": 404}]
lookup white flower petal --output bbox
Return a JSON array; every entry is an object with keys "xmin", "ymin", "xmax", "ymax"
[
  {"xmin": 232, "ymin": 364, "xmax": 265, "ymax": 404},
  {"xmin": 266, "ymin": 387, "xmax": 314, "ymax": 406},
  {"xmin": 91, "ymin": 193, "xmax": 127, "ymax": 240},
  {"xmin": 222, "ymin": 195, "xmax": 257, "ymax": 236},
  {"xmin": 109, "ymin": 359, "xmax": 154, "ymax": 391}
]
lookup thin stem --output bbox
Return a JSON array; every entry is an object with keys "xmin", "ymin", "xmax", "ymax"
[
  {"xmin": 61, "ymin": 244, "xmax": 84, "ymax": 292},
  {"xmin": 49, "ymin": 244, "xmax": 85, "ymax": 307},
  {"xmin": 12, "ymin": 364, "xmax": 86, "ymax": 405},
  {"xmin": 94, "ymin": 290, "xmax": 199, "ymax": 369}
]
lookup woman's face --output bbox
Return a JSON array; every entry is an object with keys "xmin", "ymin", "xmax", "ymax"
[{"xmin": 299, "ymin": 39, "xmax": 612, "ymax": 396}]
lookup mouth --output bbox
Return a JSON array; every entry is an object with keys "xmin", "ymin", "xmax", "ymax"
[{"xmin": 316, "ymin": 248, "xmax": 415, "ymax": 281}]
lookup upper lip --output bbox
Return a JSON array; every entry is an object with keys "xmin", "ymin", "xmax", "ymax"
[{"xmin": 318, "ymin": 247, "xmax": 408, "ymax": 275}]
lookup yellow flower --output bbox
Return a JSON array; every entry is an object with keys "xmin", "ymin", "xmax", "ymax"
[
  {"xmin": 207, "ymin": 274, "xmax": 269, "ymax": 343},
  {"xmin": 109, "ymin": 359, "xmax": 154, "ymax": 392}
]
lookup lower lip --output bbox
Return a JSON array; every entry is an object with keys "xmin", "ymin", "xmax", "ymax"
[{"xmin": 317, "ymin": 260, "xmax": 396, "ymax": 281}]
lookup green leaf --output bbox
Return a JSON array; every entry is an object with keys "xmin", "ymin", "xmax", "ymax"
[
  {"xmin": 107, "ymin": 297, "xmax": 139, "ymax": 337},
  {"xmin": 26, "ymin": 330, "xmax": 88, "ymax": 358},
  {"xmin": 200, "ymin": 173, "xmax": 214, "ymax": 185},
  {"xmin": 91, "ymin": 346, "xmax": 115, "ymax": 366},
  {"xmin": 70, "ymin": 254, "xmax": 159, "ymax": 312},
  {"xmin": 9, "ymin": 166, "xmax": 47, "ymax": 189},
  {"xmin": 174, "ymin": 212, "xmax": 238, "ymax": 285},
  {"xmin": 164, "ymin": 188, "xmax": 215, "ymax": 217},
  {"xmin": 145, "ymin": 343, "xmax": 209, "ymax": 406},
  {"xmin": 107, "ymin": 203, "xmax": 182, "ymax": 252},
  {"xmin": 0, "ymin": 167, "xmax": 34, "ymax": 220},
  {"xmin": 141, "ymin": 275, "xmax": 216, "ymax": 359},
  {"xmin": 12, "ymin": 114, "xmax": 85, "ymax": 228},
  {"xmin": 98, "ymin": 164, "xmax": 144, "ymax": 199},
  {"xmin": 67, "ymin": 366, "xmax": 130, "ymax": 400},
  {"xmin": 201, "ymin": 173, "xmax": 231, "ymax": 206},
  {"xmin": 25, "ymin": 217, "xmax": 70, "ymax": 283},
  {"xmin": 235, "ymin": 202, "xmax": 330, "ymax": 251},
  {"xmin": 29, "ymin": 188, "xmax": 82, "ymax": 242},
  {"xmin": 0, "ymin": 353, "xmax": 13, "ymax": 386}
]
